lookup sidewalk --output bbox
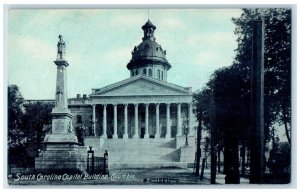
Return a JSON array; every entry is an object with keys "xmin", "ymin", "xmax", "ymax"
[{"xmin": 202, "ymin": 169, "xmax": 250, "ymax": 184}]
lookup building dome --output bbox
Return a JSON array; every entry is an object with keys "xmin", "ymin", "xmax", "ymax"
[{"xmin": 127, "ymin": 20, "xmax": 171, "ymax": 82}]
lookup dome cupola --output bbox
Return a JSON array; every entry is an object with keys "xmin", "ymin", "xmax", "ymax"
[{"xmin": 127, "ymin": 20, "xmax": 171, "ymax": 82}]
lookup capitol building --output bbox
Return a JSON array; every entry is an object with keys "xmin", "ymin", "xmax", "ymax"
[{"xmin": 46, "ymin": 20, "xmax": 197, "ymax": 168}]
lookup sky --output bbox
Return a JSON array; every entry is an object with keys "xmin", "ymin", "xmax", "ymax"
[{"xmin": 8, "ymin": 9, "xmax": 243, "ymax": 100}]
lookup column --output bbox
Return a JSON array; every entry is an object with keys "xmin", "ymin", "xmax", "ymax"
[
  {"xmin": 113, "ymin": 104, "xmax": 118, "ymax": 138},
  {"xmin": 155, "ymin": 103, "xmax": 160, "ymax": 138},
  {"xmin": 123, "ymin": 104, "xmax": 128, "ymax": 139},
  {"xmin": 102, "ymin": 104, "xmax": 107, "ymax": 138},
  {"xmin": 145, "ymin": 103, "xmax": 149, "ymax": 138},
  {"xmin": 188, "ymin": 102, "xmax": 194, "ymax": 136},
  {"xmin": 177, "ymin": 103, "xmax": 182, "ymax": 136},
  {"xmin": 133, "ymin": 103, "xmax": 139, "ymax": 138},
  {"xmin": 166, "ymin": 103, "xmax": 171, "ymax": 138},
  {"xmin": 92, "ymin": 104, "xmax": 96, "ymax": 136}
]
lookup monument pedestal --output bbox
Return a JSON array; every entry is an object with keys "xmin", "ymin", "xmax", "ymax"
[
  {"xmin": 35, "ymin": 142, "xmax": 87, "ymax": 173},
  {"xmin": 35, "ymin": 109, "xmax": 87, "ymax": 173}
]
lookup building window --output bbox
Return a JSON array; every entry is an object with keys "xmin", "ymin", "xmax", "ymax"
[
  {"xmin": 76, "ymin": 115, "xmax": 82, "ymax": 124},
  {"xmin": 131, "ymin": 70, "xmax": 134, "ymax": 76},
  {"xmin": 135, "ymin": 70, "xmax": 138, "ymax": 75},
  {"xmin": 161, "ymin": 71, "xmax": 164, "ymax": 80},
  {"xmin": 148, "ymin": 69, "xmax": 152, "ymax": 77},
  {"xmin": 143, "ymin": 68, "xmax": 147, "ymax": 75},
  {"xmin": 158, "ymin": 69, "xmax": 160, "ymax": 79}
]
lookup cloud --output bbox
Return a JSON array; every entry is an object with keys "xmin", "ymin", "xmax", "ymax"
[{"xmin": 8, "ymin": 9, "xmax": 241, "ymax": 99}]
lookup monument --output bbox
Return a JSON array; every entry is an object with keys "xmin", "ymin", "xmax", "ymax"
[{"xmin": 35, "ymin": 35, "xmax": 86, "ymax": 172}]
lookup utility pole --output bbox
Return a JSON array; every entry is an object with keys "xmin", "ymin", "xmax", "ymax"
[{"xmin": 250, "ymin": 17, "xmax": 265, "ymax": 184}]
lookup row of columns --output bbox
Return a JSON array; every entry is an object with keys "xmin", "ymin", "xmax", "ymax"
[{"xmin": 92, "ymin": 103, "xmax": 193, "ymax": 139}]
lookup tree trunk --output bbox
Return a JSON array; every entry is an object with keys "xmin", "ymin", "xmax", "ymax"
[
  {"xmin": 224, "ymin": 131, "xmax": 240, "ymax": 184},
  {"xmin": 210, "ymin": 90, "xmax": 216, "ymax": 184},
  {"xmin": 282, "ymin": 107, "xmax": 291, "ymax": 144},
  {"xmin": 211, "ymin": 139, "xmax": 217, "ymax": 184},
  {"xmin": 195, "ymin": 114, "xmax": 202, "ymax": 176},
  {"xmin": 217, "ymin": 146, "xmax": 221, "ymax": 173},
  {"xmin": 241, "ymin": 145, "xmax": 246, "ymax": 176}
]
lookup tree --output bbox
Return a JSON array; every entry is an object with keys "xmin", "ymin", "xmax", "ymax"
[
  {"xmin": 193, "ymin": 88, "xmax": 211, "ymax": 176},
  {"xmin": 8, "ymin": 85, "xmax": 27, "ymax": 167},
  {"xmin": 8, "ymin": 85, "xmax": 54, "ymax": 167},
  {"xmin": 232, "ymin": 8, "xmax": 291, "ymax": 145},
  {"xmin": 22, "ymin": 101, "xmax": 54, "ymax": 164},
  {"xmin": 207, "ymin": 67, "xmax": 243, "ymax": 184},
  {"xmin": 8, "ymin": 85, "xmax": 26, "ymax": 149}
]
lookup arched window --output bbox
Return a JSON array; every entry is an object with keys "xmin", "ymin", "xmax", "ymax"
[
  {"xmin": 131, "ymin": 70, "xmax": 134, "ymax": 77},
  {"xmin": 135, "ymin": 70, "xmax": 138, "ymax": 75},
  {"xmin": 143, "ymin": 68, "xmax": 147, "ymax": 75},
  {"xmin": 158, "ymin": 69, "xmax": 160, "ymax": 80},
  {"xmin": 161, "ymin": 71, "xmax": 164, "ymax": 80},
  {"xmin": 148, "ymin": 69, "xmax": 152, "ymax": 77}
]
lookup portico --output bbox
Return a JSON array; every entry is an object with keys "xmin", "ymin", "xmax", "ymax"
[
  {"xmin": 87, "ymin": 69, "xmax": 194, "ymax": 139},
  {"xmin": 91, "ymin": 101, "xmax": 193, "ymax": 139}
]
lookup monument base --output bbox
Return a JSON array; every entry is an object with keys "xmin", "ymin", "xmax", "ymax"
[
  {"xmin": 35, "ymin": 142, "xmax": 87, "ymax": 173},
  {"xmin": 44, "ymin": 132, "xmax": 79, "ymax": 143}
]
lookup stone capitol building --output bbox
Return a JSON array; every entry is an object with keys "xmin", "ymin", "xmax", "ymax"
[{"xmin": 35, "ymin": 20, "xmax": 197, "ymax": 168}]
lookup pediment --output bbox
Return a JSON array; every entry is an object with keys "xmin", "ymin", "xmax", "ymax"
[{"xmin": 90, "ymin": 75, "xmax": 192, "ymax": 97}]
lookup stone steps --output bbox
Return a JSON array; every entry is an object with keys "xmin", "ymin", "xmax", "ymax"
[
  {"xmin": 100, "ymin": 138, "xmax": 180, "ymax": 164},
  {"xmin": 108, "ymin": 162, "xmax": 191, "ymax": 169}
]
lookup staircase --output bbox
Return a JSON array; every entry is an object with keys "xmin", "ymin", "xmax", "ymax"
[
  {"xmin": 83, "ymin": 137, "xmax": 191, "ymax": 169},
  {"xmin": 103, "ymin": 138, "xmax": 185, "ymax": 168}
]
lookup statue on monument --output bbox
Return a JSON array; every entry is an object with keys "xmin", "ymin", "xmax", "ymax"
[{"xmin": 57, "ymin": 35, "xmax": 66, "ymax": 60}]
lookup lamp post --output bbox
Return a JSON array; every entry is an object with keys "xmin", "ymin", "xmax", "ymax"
[{"xmin": 87, "ymin": 146, "xmax": 94, "ymax": 174}]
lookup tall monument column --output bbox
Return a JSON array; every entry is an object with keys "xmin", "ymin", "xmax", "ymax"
[
  {"xmin": 45, "ymin": 35, "xmax": 77, "ymax": 142},
  {"xmin": 35, "ymin": 35, "xmax": 85, "ymax": 172}
]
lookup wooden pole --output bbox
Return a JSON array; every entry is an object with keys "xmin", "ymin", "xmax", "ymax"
[{"xmin": 250, "ymin": 17, "xmax": 265, "ymax": 184}]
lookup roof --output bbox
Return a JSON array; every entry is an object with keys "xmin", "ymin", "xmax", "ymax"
[
  {"xmin": 90, "ymin": 74, "xmax": 192, "ymax": 97},
  {"xmin": 127, "ymin": 20, "xmax": 171, "ymax": 70}
]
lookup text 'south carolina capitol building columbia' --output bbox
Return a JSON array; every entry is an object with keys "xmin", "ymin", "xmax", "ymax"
[{"xmin": 36, "ymin": 20, "xmax": 199, "ymax": 168}]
